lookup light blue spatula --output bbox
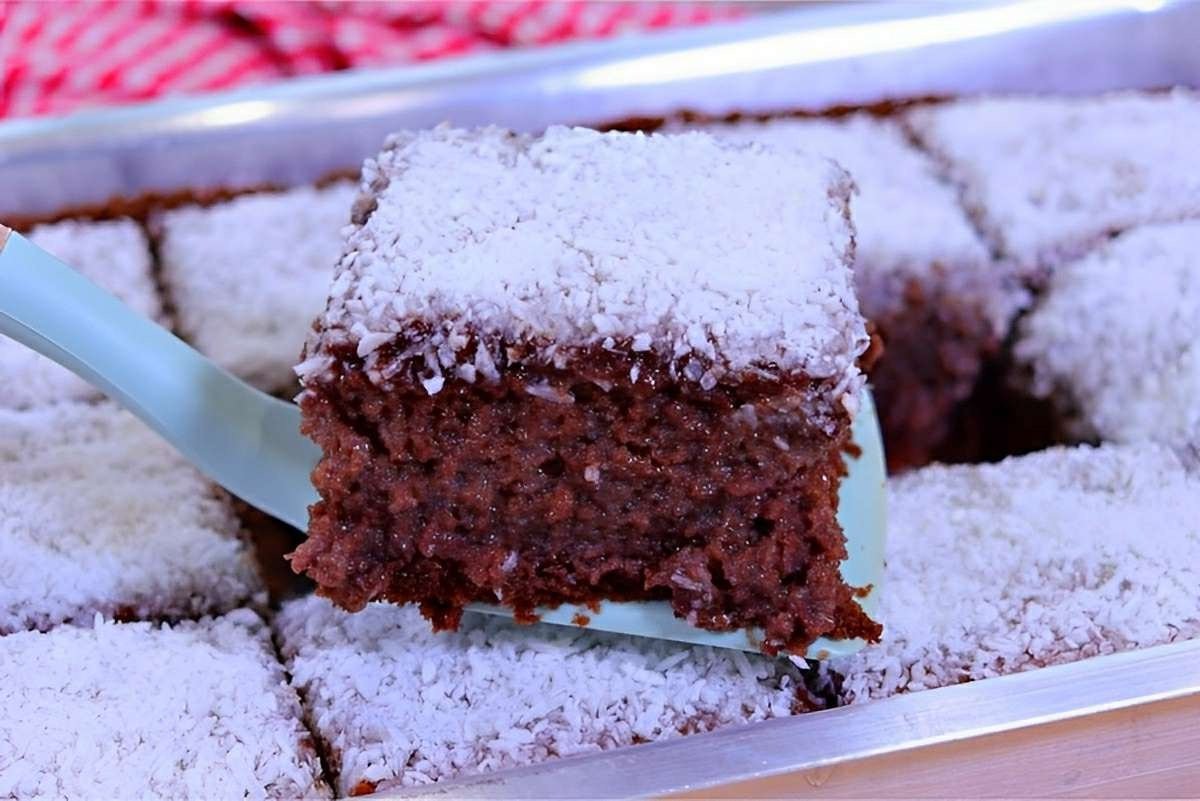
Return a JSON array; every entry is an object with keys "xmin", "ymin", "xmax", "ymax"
[{"xmin": 0, "ymin": 224, "xmax": 885, "ymax": 658}]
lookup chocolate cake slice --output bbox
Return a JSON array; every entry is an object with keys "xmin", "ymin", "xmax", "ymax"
[
  {"xmin": 1014, "ymin": 220, "xmax": 1200, "ymax": 463},
  {"xmin": 292, "ymin": 125, "xmax": 881, "ymax": 655},
  {"xmin": 832, "ymin": 442, "xmax": 1200, "ymax": 703},
  {"xmin": 686, "ymin": 114, "xmax": 1028, "ymax": 470},
  {"xmin": 155, "ymin": 183, "xmax": 356, "ymax": 394},
  {"xmin": 0, "ymin": 401, "xmax": 263, "ymax": 635},
  {"xmin": 275, "ymin": 595, "xmax": 822, "ymax": 794},
  {"xmin": 905, "ymin": 89, "xmax": 1200, "ymax": 275},
  {"xmin": 0, "ymin": 610, "xmax": 329, "ymax": 798}
]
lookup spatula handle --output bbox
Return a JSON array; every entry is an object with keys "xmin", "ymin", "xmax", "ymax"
[
  {"xmin": 0, "ymin": 225, "xmax": 319, "ymax": 529},
  {"xmin": 0, "ymin": 226, "xmax": 205, "ymax": 428}
]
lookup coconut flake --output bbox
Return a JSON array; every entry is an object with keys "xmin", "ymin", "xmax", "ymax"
[
  {"xmin": 274, "ymin": 597, "xmax": 813, "ymax": 793},
  {"xmin": 831, "ymin": 443, "xmax": 1200, "ymax": 703},
  {"xmin": 524, "ymin": 382, "xmax": 574, "ymax": 404},
  {"xmin": 301, "ymin": 126, "xmax": 866, "ymax": 399}
]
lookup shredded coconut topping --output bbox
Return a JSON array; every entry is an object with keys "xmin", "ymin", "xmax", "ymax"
[
  {"xmin": 690, "ymin": 114, "xmax": 1024, "ymax": 332},
  {"xmin": 300, "ymin": 126, "xmax": 866, "ymax": 401},
  {"xmin": 906, "ymin": 89, "xmax": 1200, "ymax": 271},
  {"xmin": 274, "ymin": 596, "xmax": 815, "ymax": 793},
  {"xmin": 0, "ymin": 610, "xmax": 329, "ymax": 799},
  {"xmin": 1015, "ymin": 221, "xmax": 1200, "ymax": 461},
  {"xmin": 1, "ymin": 220, "xmax": 160, "ymax": 410},
  {"xmin": 0, "ymin": 402, "xmax": 263, "ymax": 634},
  {"xmin": 830, "ymin": 444, "xmax": 1200, "ymax": 703},
  {"xmin": 156, "ymin": 183, "xmax": 356, "ymax": 393}
]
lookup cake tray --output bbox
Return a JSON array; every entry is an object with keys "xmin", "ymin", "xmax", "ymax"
[{"xmin": 1, "ymin": 0, "xmax": 1197, "ymax": 795}]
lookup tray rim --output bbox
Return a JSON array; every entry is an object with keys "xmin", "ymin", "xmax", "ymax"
[
  {"xmin": 0, "ymin": 0, "xmax": 1187, "ymax": 152},
  {"xmin": 380, "ymin": 638, "xmax": 1200, "ymax": 798},
  {"xmin": 0, "ymin": 2, "xmax": 952, "ymax": 142},
  {"xmin": 2, "ymin": 0, "xmax": 1195, "ymax": 219}
]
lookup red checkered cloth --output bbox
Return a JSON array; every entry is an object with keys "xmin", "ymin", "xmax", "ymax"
[{"xmin": 0, "ymin": 1, "xmax": 741, "ymax": 119}]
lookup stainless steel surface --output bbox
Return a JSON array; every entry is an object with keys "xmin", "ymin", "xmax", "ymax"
[
  {"xmin": 386, "ymin": 639, "xmax": 1200, "ymax": 798},
  {"xmin": 2, "ymin": 0, "xmax": 1199, "ymax": 218},
  {"xmin": 1, "ymin": 1, "xmax": 1198, "ymax": 796}
]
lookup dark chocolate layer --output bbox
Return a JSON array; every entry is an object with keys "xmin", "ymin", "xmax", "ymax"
[
  {"xmin": 293, "ymin": 345, "xmax": 880, "ymax": 656},
  {"xmin": 867, "ymin": 279, "xmax": 1003, "ymax": 471}
]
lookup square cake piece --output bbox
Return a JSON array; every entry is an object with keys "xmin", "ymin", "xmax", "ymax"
[
  {"xmin": 1014, "ymin": 221, "xmax": 1200, "ymax": 463},
  {"xmin": 0, "ymin": 610, "xmax": 329, "ymax": 799},
  {"xmin": 906, "ymin": 89, "xmax": 1200, "ymax": 273},
  {"xmin": 155, "ymin": 183, "xmax": 356, "ymax": 393},
  {"xmin": 275, "ymin": 595, "xmax": 820, "ymax": 795},
  {"xmin": 0, "ymin": 402, "xmax": 263, "ymax": 634},
  {"xmin": 294, "ymin": 125, "xmax": 880, "ymax": 655},
  {"xmin": 830, "ymin": 443, "xmax": 1200, "ymax": 703},
  {"xmin": 690, "ymin": 114, "xmax": 1027, "ymax": 469},
  {"xmin": 0, "ymin": 219, "xmax": 160, "ymax": 410}
]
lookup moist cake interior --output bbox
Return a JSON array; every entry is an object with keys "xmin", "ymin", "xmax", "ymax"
[{"xmin": 295, "ymin": 341, "xmax": 880, "ymax": 655}]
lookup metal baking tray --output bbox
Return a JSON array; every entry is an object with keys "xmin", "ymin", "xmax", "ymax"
[
  {"xmin": 2, "ymin": 1, "xmax": 1199, "ymax": 796},
  {"xmin": 3, "ymin": 0, "xmax": 1200, "ymax": 218}
]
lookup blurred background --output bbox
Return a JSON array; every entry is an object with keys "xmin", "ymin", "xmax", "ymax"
[{"xmin": 0, "ymin": 1, "xmax": 749, "ymax": 120}]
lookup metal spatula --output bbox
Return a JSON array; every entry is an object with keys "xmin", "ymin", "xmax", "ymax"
[{"xmin": 0, "ymin": 224, "xmax": 885, "ymax": 658}]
